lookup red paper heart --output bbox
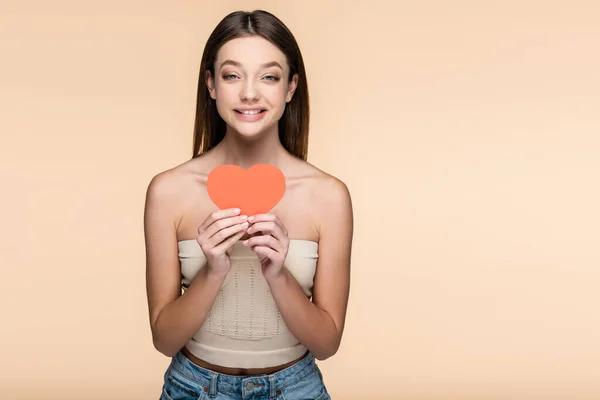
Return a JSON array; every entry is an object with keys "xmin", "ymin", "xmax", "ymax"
[{"xmin": 207, "ymin": 164, "xmax": 286, "ymax": 216}]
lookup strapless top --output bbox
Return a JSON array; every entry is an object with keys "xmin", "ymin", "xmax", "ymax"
[{"xmin": 177, "ymin": 239, "xmax": 319, "ymax": 368}]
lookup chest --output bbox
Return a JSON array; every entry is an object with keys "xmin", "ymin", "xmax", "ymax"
[
  {"xmin": 178, "ymin": 239, "xmax": 319, "ymax": 297},
  {"xmin": 177, "ymin": 184, "xmax": 319, "ymax": 242}
]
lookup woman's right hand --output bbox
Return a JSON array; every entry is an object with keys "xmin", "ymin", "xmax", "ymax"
[{"xmin": 196, "ymin": 208, "xmax": 248, "ymax": 277}]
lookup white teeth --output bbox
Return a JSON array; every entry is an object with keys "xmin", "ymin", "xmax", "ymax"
[{"xmin": 239, "ymin": 110, "xmax": 262, "ymax": 115}]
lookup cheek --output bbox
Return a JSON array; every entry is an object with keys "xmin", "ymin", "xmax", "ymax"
[
  {"xmin": 265, "ymin": 88, "xmax": 289, "ymax": 111},
  {"xmin": 214, "ymin": 85, "xmax": 233, "ymax": 103},
  {"xmin": 213, "ymin": 88, "xmax": 237, "ymax": 116},
  {"xmin": 276, "ymin": 86, "xmax": 290, "ymax": 102}
]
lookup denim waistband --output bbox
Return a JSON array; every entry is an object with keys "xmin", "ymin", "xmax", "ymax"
[{"xmin": 170, "ymin": 350, "xmax": 317, "ymax": 398}]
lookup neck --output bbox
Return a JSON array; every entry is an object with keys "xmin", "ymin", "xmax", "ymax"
[{"xmin": 215, "ymin": 126, "xmax": 287, "ymax": 169}]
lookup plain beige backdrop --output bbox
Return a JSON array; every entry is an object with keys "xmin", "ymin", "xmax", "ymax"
[{"xmin": 1, "ymin": 1, "xmax": 599, "ymax": 399}]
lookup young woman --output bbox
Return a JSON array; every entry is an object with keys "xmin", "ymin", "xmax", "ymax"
[{"xmin": 144, "ymin": 9, "xmax": 353, "ymax": 400}]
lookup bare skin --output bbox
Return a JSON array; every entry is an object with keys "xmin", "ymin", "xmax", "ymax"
[
  {"xmin": 144, "ymin": 35, "xmax": 353, "ymax": 376},
  {"xmin": 175, "ymin": 148, "xmax": 323, "ymax": 245}
]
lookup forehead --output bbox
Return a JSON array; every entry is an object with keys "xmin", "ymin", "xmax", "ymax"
[{"xmin": 215, "ymin": 36, "xmax": 287, "ymax": 69}]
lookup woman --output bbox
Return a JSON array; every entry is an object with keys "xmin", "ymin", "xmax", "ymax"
[{"xmin": 144, "ymin": 9, "xmax": 353, "ymax": 400}]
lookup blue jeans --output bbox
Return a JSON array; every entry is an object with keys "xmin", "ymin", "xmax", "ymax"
[{"xmin": 160, "ymin": 350, "xmax": 331, "ymax": 400}]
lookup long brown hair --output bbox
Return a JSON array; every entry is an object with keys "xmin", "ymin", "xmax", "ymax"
[{"xmin": 191, "ymin": 10, "xmax": 310, "ymax": 161}]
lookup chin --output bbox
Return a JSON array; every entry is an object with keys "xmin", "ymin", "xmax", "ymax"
[
  {"xmin": 231, "ymin": 125, "xmax": 265, "ymax": 140},
  {"xmin": 229, "ymin": 120, "xmax": 278, "ymax": 141}
]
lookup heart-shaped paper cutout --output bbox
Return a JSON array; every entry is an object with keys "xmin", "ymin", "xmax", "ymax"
[{"xmin": 207, "ymin": 164, "xmax": 286, "ymax": 216}]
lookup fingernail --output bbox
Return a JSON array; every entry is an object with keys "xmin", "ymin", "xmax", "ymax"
[
  {"xmin": 233, "ymin": 208, "xmax": 241, "ymax": 213},
  {"xmin": 243, "ymin": 240, "xmax": 249, "ymax": 245},
  {"xmin": 241, "ymin": 222, "xmax": 248, "ymax": 227},
  {"xmin": 248, "ymin": 216, "xmax": 254, "ymax": 221},
  {"xmin": 240, "ymin": 215, "xmax": 248, "ymax": 220}
]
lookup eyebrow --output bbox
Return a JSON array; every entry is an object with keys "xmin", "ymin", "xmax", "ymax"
[{"xmin": 219, "ymin": 59, "xmax": 283, "ymax": 70}]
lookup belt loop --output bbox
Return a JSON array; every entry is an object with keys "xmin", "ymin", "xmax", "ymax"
[
  {"xmin": 269, "ymin": 375, "xmax": 276, "ymax": 399},
  {"xmin": 209, "ymin": 372, "xmax": 218, "ymax": 398}
]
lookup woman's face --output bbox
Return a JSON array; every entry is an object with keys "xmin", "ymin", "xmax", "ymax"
[{"xmin": 207, "ymin": 35, "xmax": 298, "ymax": 139}]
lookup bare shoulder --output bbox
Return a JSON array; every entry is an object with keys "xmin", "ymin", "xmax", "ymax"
[
  {"xmin": 297, "ymin": 162, "xmax": 351, "ymax": 207},
  {"xmin": 146, "ymin": 157, "xmax": 208, "ymax": 195},
  {"xmin": 145, "ymin": 157, "xmax": 213, "ymax": 219},
  {"xmin": 289, "ymin": 160, "xmax": 353, "ymax": 238}
]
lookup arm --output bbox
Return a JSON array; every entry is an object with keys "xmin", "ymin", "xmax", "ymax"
[
  {"xmin": 266, "ymin": 178, "xmax": 353, "ymax": 360},
  {"xmin": 144, "ymin": 173, "xmax": 226, "ymax": 357}
]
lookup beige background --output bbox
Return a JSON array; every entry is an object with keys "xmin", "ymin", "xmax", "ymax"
[{"xmin": 1, "ymin": 1, "xmax": 599, "ymax": 399}]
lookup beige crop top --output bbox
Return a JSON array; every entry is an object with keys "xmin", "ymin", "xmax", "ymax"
[{"xmin": 178, "ymin": 239, "xmax": 319, "ymax": 369}]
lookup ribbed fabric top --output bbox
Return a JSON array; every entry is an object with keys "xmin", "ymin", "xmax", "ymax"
[{"xmin": 178, "ymin": 239, "xmax": 319, "ymax": 368}]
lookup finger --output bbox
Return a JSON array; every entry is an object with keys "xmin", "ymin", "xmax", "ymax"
[
  {"xmin": 207, "ymin": 221, "xmax": 248, "ymax": 248},
  {"xmin": 243, "ymin": 234, "xmax": 281, "ymax": 251},
  {"xmin": 248, "ymin": 214, "xmax": 288, "ymax": 236},
  {"xmin": 202, "ymin": 214, "xmax": 248, "ymax": 240},
  {"xmin": 251, "ymin": 245, "xmax": 278, "ymax": 261},
  {"xmin": 198, "ymin": 208, "xmax": 240, "ymax": 236},
  {"xmin": 198, "ymin": 208, "xmax": 241, "ymax": 234},
  {"xmin": 247, "ymin": 221, "xmax": 286, "ymax": 242},
  {"xmin": 213, "ymin": 228, "xmax": 246, "ymax": 255},
  {"xmin": 248, "ymin": 213, "xmax": 276, "ymax": 223}
]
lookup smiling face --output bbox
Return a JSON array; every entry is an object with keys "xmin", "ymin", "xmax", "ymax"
[{"xmin": 206, "ymin": 35, "xmax": 298, "ymax": 140}]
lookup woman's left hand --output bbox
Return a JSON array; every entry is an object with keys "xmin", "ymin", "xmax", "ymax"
[{"xmin": 243, "ymin": 213, "xmax": 290, "ymax": 281}]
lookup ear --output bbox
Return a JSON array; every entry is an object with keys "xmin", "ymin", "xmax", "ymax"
[
  {"xmin": 206, "ymin": 69, "xmax": 216, "ymax": 100},
  {"xmin": 285, "ymin": 73, "xmax": 299, "ymax": 103}
]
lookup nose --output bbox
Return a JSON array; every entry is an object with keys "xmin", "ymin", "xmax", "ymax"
[{"xmin": 240, "ymin": 81, "xmax": 260, "ymax": 101}]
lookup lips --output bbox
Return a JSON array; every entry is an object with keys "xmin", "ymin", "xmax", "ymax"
[
  {"xmin": 234, "ymin": 107, "xmax": 267, "ymax": 122},
  {"xmin": 234, "ymin": 108, "xmax": 266, "ymax": 115}
]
